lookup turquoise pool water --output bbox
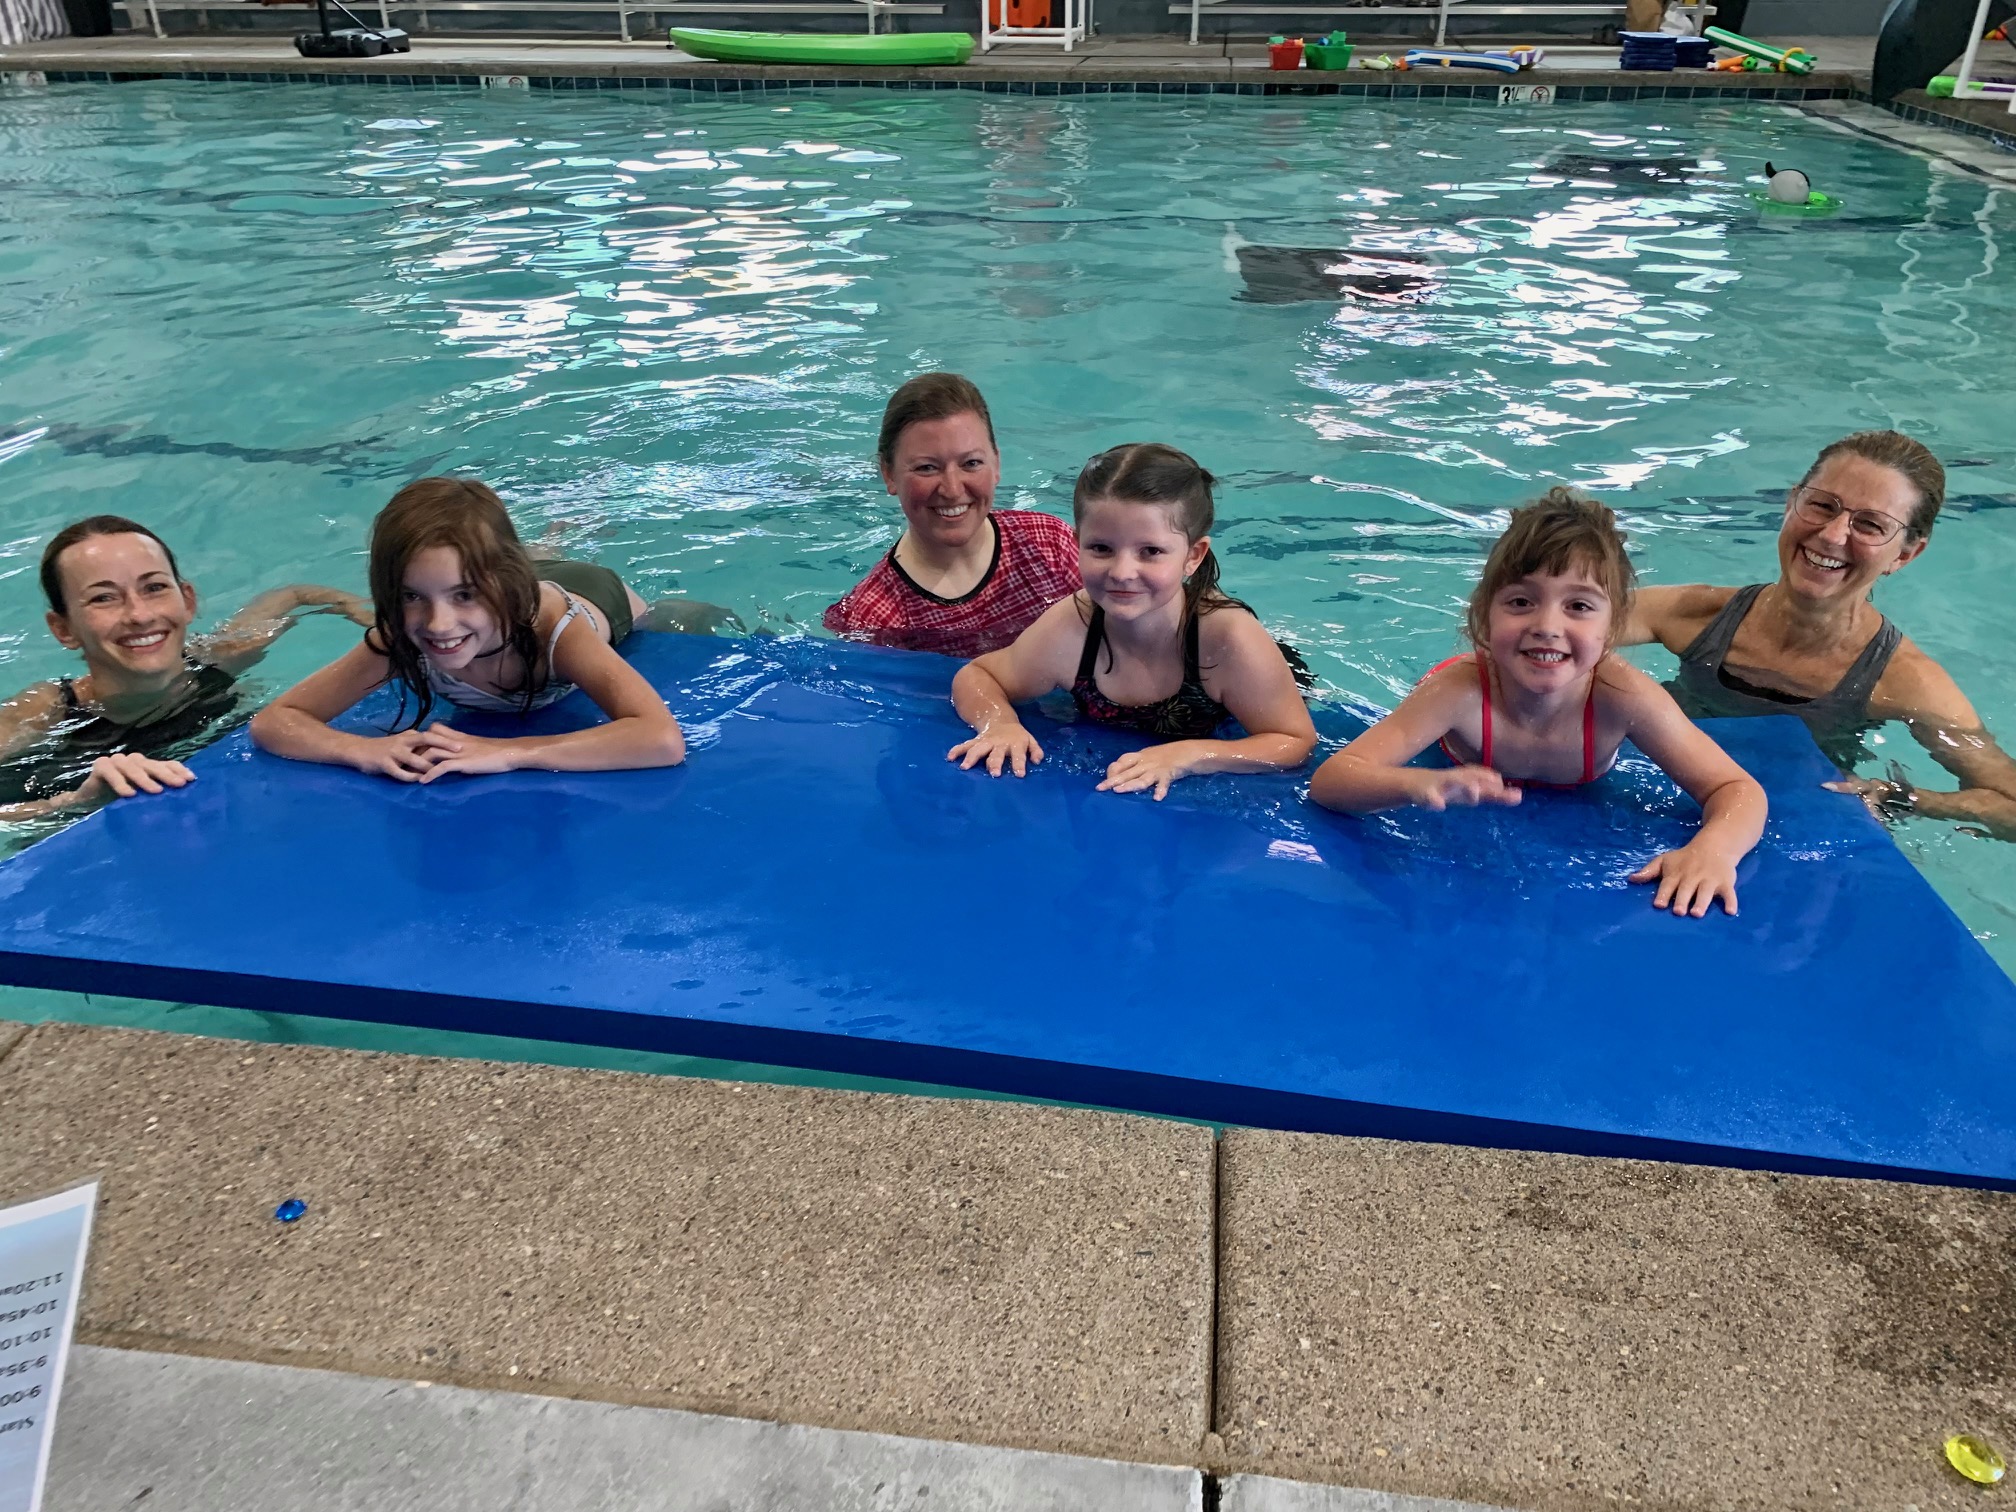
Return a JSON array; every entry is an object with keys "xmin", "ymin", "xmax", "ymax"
[{"xmin": 0, "ymin": 80, "xmax": 2012, "ymax": 1077}]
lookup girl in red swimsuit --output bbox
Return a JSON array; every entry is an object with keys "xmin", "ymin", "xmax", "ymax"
[
  {"xmin": 1310, "ymin": 489, "xmax": 1768, "ymax": 919},
  {"xmin": 947, "ymin": 443, "xmax": 1316, "ymax": 802}
]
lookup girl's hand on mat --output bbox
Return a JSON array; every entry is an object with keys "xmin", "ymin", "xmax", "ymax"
[
  {"xmin": 1412, "ymin": 766, "xmax": 1521, "ymax": 812},
  {"xmin": 1098, "ymin": 745, "xmax": 1194, "ymax": 802},
  {"xmin": 74, "ymin": 753, "xmax": 196, "ymax": 807},
  {"xmin": 357, "ymin": 728, "xmax": 462, "ymax": 782},
  {"xmin": 1628, "ymin": 844, "xmax": 1739, "ymax": 919},
  {"xmin": 414, "ymin": 725, "xmax": 520, "ymax": 783},
  {"xmin": 949, "ymin": 723, "xmax": 1045, "ymax": 779}
]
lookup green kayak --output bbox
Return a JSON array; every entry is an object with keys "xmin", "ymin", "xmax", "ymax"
[{"xmin": 668, "ymin": 27, "xmax": 975, "ymax": 65}]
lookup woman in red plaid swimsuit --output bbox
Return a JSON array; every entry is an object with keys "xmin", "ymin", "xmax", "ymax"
[{"xmin": 823, "ymin": 373, "xmax": 1081, "ymax": 661}]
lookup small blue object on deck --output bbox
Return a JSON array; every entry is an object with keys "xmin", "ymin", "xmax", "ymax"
[
  {"xmin": 1, "ymin": 633, "xmax": 2012, "ymax": 1189},
  {"xmin": 274, "ymin": 1199, "xmax": 307, "ymax": 1223}
]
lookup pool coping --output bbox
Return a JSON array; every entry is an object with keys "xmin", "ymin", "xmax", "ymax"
[{"xmin": 0, "ymin": 54, "xmax": 1869, "ymax": 100}]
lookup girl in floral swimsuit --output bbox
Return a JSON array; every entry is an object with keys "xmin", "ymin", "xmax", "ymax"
[{"xmin": 948, "ymin": 443, "xmax": 1316, "ymax": 802}]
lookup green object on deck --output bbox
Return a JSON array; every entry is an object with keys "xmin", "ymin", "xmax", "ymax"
[
  {"xmin": 667, "ymin": 27, "xmax": 976, "ymax": 64},
  {"xmin": 1304, "ymin": 38, "xmax": 1354, "ymax": 69},
  {"xmin": 1704, "ymin": 25, "xmax": 1815, "ymax": 75}
]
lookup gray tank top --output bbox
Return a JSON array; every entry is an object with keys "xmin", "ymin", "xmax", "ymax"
[{"xmin": 1667, "ymin": 583, "xmax": 1902, "ymax": 759}]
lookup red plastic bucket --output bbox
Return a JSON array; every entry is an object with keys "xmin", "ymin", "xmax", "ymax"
[{"xmin": 1268, "ymin": 38, "xmax": 1303, "ymax": 69}]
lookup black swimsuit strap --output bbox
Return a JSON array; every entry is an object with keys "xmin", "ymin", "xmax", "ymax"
[
  {"xmin": 57, "ymin": 677, "xmax": 79, "ymax": 711},
  {"xmin": 1077, "ymin": 604, "xmax": 1205, "ymax": 689},
  {"xmin": 1076, "ymin": 604, "xmax": 1106, "ymax": 684}
]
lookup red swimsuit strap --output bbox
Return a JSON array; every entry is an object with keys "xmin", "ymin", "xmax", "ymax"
[
  {"xmin": 1477, "ymin": 650, "xmax": 1598, "ymax": 787},
  {"xmin": 1475, "ymin": 650, "xmax": 1493, "ymax": 768},
  {"xmin": 1581, "ymin": 676, "xmax": 1596, "ymax": 784}
]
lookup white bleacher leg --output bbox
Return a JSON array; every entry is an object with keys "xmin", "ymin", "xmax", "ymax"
[
  {"xmin": 1950, "ymin": 0, "xmax": 1996, "ymax": 96},
  {"xmin": 1188, "ymin": 0, "xmax": 1198, "ymax": 45},
  {"xmin": 150, "ymin": 0, "xmax": 165, "ymax": 36},
  {"xmin": 1436, "ymin": 0, "xmax": 1447, "ymax": 46}
]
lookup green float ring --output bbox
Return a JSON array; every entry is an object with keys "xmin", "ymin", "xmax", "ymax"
[{"xmin": 1752, "ymin": 189, "xmax": 1842, "ymax": 216}]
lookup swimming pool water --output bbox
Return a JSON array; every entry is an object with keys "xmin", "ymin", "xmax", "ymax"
[{"xmin": 0, "ymin": 80, "xmax": 2012, "ymax": 1074}]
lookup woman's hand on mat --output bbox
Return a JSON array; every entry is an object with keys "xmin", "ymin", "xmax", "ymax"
[
  {"xmin": 327, "ymin": 593, "xmax": 375, "ymax": 629},
  {"xmin": 1411, "ymin": 765, "xmax": 1521, "ymax": 812},
  {"xmin": 949, "ymin": 722, "xmax": 1045, "ymax": 779},
  {"xmin": 1825, "ymin": 774, "xmax": 1913, "ymax": 819},
  {"xmin": 355, "ymin": 727, "xmax": 463, "ymax": 782},
  {"xmin": 71, "ymin": 753, "xmax": 196, "ymax": 808},
  {"xmin": 1098, "ymin": 744, "xmax": 1197, "ymax": 802},
  {"xmin": 1628, "ymin": 842, "xmax": 1740, "ymax": 919},
  {"xmin": 413, "ymin": 725, "xmax": 521, "ymax": 782}
]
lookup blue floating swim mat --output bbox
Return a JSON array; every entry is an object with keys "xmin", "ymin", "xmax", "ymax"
[{"xmin": 1, "ymin": 632, "xmax": 2012, "ymax": 1189}]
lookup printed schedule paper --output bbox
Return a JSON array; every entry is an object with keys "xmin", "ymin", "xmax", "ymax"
[{"xmin": 0, "ymin": 1183, "xmax": 96, "ymax": 1512}]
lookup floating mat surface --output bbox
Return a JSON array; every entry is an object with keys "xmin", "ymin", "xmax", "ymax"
[{"xmin": 1, "ymin": 633, "xmax": 2012, "ymax": 1187}]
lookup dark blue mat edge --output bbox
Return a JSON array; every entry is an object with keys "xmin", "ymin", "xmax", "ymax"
[{"xmin": 4, "ymin": 947, "xmax": 2008, "ymax": 1193}]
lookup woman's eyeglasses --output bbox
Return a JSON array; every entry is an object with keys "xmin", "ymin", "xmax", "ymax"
[{"xmin": 1790, "ymin": 486, "xmax": 1913, "ymax": 546}]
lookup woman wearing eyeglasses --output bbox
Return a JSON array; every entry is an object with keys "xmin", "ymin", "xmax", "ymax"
[{"xmin": 1622, "ymin": 430, "xmax": 2016, "ymax": 839}]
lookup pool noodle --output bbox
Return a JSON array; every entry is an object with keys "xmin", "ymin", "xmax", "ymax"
[{"xmin": 1704, "ymin": 25, "xmax": 1816, "ymax": 75}]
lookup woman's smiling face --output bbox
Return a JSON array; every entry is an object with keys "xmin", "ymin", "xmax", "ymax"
[
  {"xmin": 1778, "ymin": 451, "xmax": 1927, "ymax": 606},
  {"xmin": 46, "ymin": 531, "xmax": 198, "ymax": 685},
  {"xmin": 883, "ymin": 412, "xmax": 1000, "ymax": 555}
]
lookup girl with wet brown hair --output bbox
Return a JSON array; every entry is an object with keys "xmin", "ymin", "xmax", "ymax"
[{"xmin": 252, "ymin": 477, "xmax": 683, "ymax": 782}]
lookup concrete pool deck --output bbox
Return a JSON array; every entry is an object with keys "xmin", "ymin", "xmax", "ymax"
[{"xmin": 3, "ymin": 1021, "xmax": 2013, "ymax": 1510}]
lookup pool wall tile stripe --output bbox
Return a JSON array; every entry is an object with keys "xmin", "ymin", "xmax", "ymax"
[{"xmin": 1879, "ymin": 98, "xmax": 2016, "ymax": 154}]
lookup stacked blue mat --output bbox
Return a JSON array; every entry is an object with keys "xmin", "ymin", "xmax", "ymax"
[
  {"xmin": 1674, "ymin": 35, "xmax": 1714, "ymax": 67},
  {"xmin": 1620, "ymin": 30, "xmax": 1678, "ymax": 69},
  {"xmin": 0, "ymin": 631, "xmax": 2012, "ymax": 1189}
]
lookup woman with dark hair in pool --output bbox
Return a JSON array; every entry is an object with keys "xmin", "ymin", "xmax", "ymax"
[
  {"xmin": 1622, "ymin": 430, "xmax": 2016, "ymax": 839},
  {"xmin": 823, "ymin": 372, "xmax": 1082, "ymax": 660},
  {"xmin": 0, "ymin": 515, "xmax": 369, "ymax": 820}
]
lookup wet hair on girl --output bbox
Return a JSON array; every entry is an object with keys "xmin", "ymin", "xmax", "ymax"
[
  {"xmin": 1799, "ymin": 430, "xmax": 1945, "ymax": 540},
  {"xmin": 1072, "ymin": 443, "xmax": 1227, "ymax": 625},
  {"xmin": 368, "ymin": 476, "xmax": 543, "ymax": 728},
  {"xmin": 877, "ymin": 372, "xmax": 997, "ymax": 472},
  {"xmin": 40, "ymin": 515, "xmax": 183, "ymax": 615},
  {"xmin": 1466, "ymin": 487, "xmax": 1636, "ymax": 652}
]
